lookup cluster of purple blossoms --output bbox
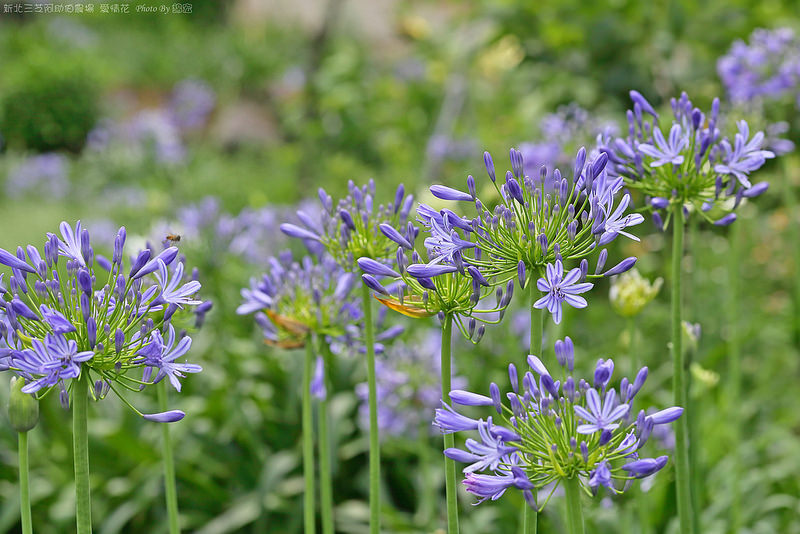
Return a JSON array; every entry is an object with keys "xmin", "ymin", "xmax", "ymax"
[
  {"xmin": 434, "ymin": 337, "xmax": 682, "ymax": 507},
  {"xmin": 236, "ymin": 251, "xmax": 361, "ymax": 348},
  {"xmin": 718, "ymin": 28, "xmax": 800, "ymax": 106},
  {"xmin": 422, "ymin": 146, "xmax": 640, "ymax": 324},
  {"xmin": 0, "ymin": 221, "xmax": 207, "ymax": 422},
  {"xmin": 6, "ymin": 153, "xmax": 70, "ymax": 199},
  {"xmin": 357, "ymin": 210, "xmax": 511, "ymax": 341},
  {"xmin": 356, "ymin": 330, "xmax": 467, "ymax": 438},
  {"xmin": 601, "ymin": 91, "xmax": 774, "ymax": 228},
  {"xmin": 280, "ymin": 180, "xmax": 414, "ymax": 271}
]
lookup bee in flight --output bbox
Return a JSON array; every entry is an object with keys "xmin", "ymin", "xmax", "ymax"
[{"xmin": 165, "ymin": 233, "xmax": 182, "ymax": 246}]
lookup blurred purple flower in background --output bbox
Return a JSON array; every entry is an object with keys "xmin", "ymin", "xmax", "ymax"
[
  {"xmin": 357, "ymin": 330, "xmax": 467, "ymax": 439},
  {"xmin": 7, "ymin": 153, "xmax": 69, "ymax": 199},
  {"xmin": 169, "ymin": 79, "xmax": 216, "ymax": 130}
]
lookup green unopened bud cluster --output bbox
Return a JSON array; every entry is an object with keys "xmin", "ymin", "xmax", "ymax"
[{"xmin": 609, "ymin": 268, "xmax": 663, "ymax": 317}]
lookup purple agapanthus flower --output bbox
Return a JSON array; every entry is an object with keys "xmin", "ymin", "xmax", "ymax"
[
  {"xmin": 134, "ymin": 325, "xmax": 201, "ymax": 393},
  {"xmin": 0, "ymin": 221, "xmax": 206, "ymax": 421},
  {"xmin": 534, "ymin": 260, "xmax": 593, "ymax": 324},
  {"xmin": 436, "ymin": 337, "xmax": 682, "ymax": 510}
]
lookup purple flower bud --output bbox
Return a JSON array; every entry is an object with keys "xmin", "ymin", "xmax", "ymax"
[
  {"xmin": 622, "ymin": 456, "xmax": 668, "ymax": 478},
  {"xmin": 484, "ymin": 152, "xmax": 496, "ymax": 182},
  {"xmin": 0, "ymin": 248, "xmax": 35, "ymax": 273},
  {"xmin": 506, "ymin": 178, "xmax": 524, "ymax": 204},
  {"xmin": 651, "ymin": 197, "xmax": 669, "ymax": 209},
  {"xmin": 430, "ymin": 184, "xmax": 473, "ymax": 202},
  {"xmin": 526, "ymin": 354, "xmax": 549, "ymax": 376},
  {"xmin": 629, "ymin": 367, "xmax": 648, "ymax": 399},
  {"xmin": 595, "ymin": 249, "xmax": 608, "ymax": 274},
  {"xmin": 594, "ymin": 359, "xmax": 614, "ymax": 388},
  {"xmin": 743, "ymin": 182, "xmax": 769, "ymax": 198},
  {"xmin": 599, "ymin": 429, "xmax": 613, "ymax": 446},
  {"xmin": 508, "ymin": 363, "xmax": 519, "ymax": 393},
  {"xmin": 96, "ymin": 255, "xmax": 112, "ymax": 272},
  {"xmin": 629, "ymin": 90, "xmax": 658, "ymax": 118},
  {"xmin": 579, "ymin": 259, "xmax": 588, "ymax": 282},
  {"xmin": 489, "ymin": 382, "xmax": 502, "ymax": 414},
  {"xmin": 361, "ymin": 274, "xmax": 389, "ymax": 296},
  {"xmin": 80, "ymin": 229, "xmax": 93, "ymax": 267},
  {"xmin": 143, "ymin": 410, "xmax": 186, "ymax": 423},
  {"xmin": 11, "ymin": 299, "xmax": 39, "ymax": 321},
  {"xmin": 318, "ymin": 188, "xmax": 333, "ymax": 212},
  {"xmin": 115, "ymin": 328, "xmax": 125, "ymax": 354},
  {"xmin": 80, "ymin": 293, "xmax": 91, "ymax": 322},
  {"xmin": 357, "ymin": 257, "xmax": 400, "ymax": 278},
  {"xmin": 449, "ymin": 390, "xmax": 494, "ymax": 406},
  {"xmin": 540, "ymin": 374, "xmax": 559, "ymax": 398},
  {"xmin": 603, "ymin": 257, "xmax": 637, "ymax": 277},
  {"xmin": 128, "ymin": 249, "xmax": 151, "ymax": 279},
  {"xmin": 418, "ymin": 277, "xmax": 436, "ymax": 291},
  {"xmin": 379, "ymin": 223, "xmax": 413, "ymax": 250},
  {"xmin": 393, "ymin": 184, "xmax": 405, "ymax": 213},
  {"xmin": 338, "ymin": 209, "xmax": 356, "ymax": 231},
  {"xmin": 580, "ymin": 441, "xmax": 589, "ymax": 463},
  {"xmin": 652, "ymin": 211, "xmax": 664, "ymax": 231},
  {"xmin": 77, "ymin": 269, "xmax": 92, "ymax": 294},
  {"xmin": 467, "ymin": 266, "xmax": 489, "ymax": 287},
  {"xmin": 714, "ymin": 214, "xmax": 737, "ymax": 226},
  {"xmin": 517, "ymin": 261, "xmax": 526, "ymax": 288},
  {"xmin": 648, "ymin": 407, "xmax": 683, "ymax": 424},
  {"xmin": 407, "ymin": 263, "xmax": 457, "ymax": 278}
]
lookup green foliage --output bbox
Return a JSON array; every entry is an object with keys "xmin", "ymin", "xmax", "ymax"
[{"xmin": 0, "ymin": 54, "xmax": 99, "ymax": 153}]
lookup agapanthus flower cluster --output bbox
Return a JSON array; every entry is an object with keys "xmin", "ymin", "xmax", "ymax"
[
  {"xmin": 422, "ymin": 146, "xmax": 640, "ymax": 323},
  {"xmin": 609, "ymin": 268, "xmax": 663, "ymax": 318},
  {"xmin": 602, "ymin": 91, "xmax": 773, "ymax": 228},
  {"xmin": 280, "ymin": 180, "xmax": 414, "ymax": 270},
  {"xmin": 237, "ymin": 251, "xmax": 360, "ymax": 348},
  {"xmin": 718, "ymin": 28, "xmax": 800, "ymax": 106},
  {"xmin": 357, "ymin": 212, "xmax": 510, "ymax": 341},
  {"xmin": 435, "ymin": 338, "xmax": 682, "ymax": 507},
  {"xmin": 7, "ymin": 153, "xmax": 70, "ymax": 200},
  {"xmin": 0, "ymin": 221, "xmax": 205, "ymax": 422},
  {"xmin": 356, "ymin": 330, "xmax": 467, "ymax": 438}
]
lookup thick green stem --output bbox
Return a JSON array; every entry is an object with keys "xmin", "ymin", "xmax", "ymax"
[
  {"xmin": 525, "ymin": 282, "xmax": 542, "ymax": 534},
  {"xmin": 671, "ymin": 205, "xmax": 694, "ymax": 534},
  {"xmin": 158, "ymin": 382, "xmax": 180, "ymax": 534},
  {"xmin": 441, "ymin": 315, "xmax": 460, "ymax": 534},
  {"xmin": 18, "ymin": 431, "xmax": 32, "ymax": 534},
  {"xmin": 318, "ymin": 344, "xmax": 334, "ymax": 534},
  {"xmin": 73, "ymin": 372, "xmax": 92, "ymax": 534},
  {"xmin": 361, "ymin": 286, "xmax": 380, "ymax": 534},
  {"xmin": 303, "ymin": 340, "xmax": 317, "ymax": 534},
  {"xmin": 727, "ymin": 221, "xmax": 742, "ymax": 533},
  {"xmin": 563, "ymin": 477, "xmax": 585, "ymax": 534}
]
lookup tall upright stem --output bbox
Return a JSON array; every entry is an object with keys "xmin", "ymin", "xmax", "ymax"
[
  {"xmin": 525, "ymin": 282, "xmax": 543, "ymax": 534},
  {"xmin": 18, "ymin": 431, "xmax": 32, "ymax": 534},
  {"xmin": 73, "ymin": 372, "xmax": 92, "ymax": 534},
  {"xmin": 416, "ymin": 422, "xmax": 434, "ymax": 528},
  {"xmin": 318, "ymin": 343, "xmax": 335, "ymax": 534},
  {"xmin": 361, "ymin": 285, "xmax": 380, "ymax": 534},
  {"xmin": 671, "ymin": 205, "xmax": 694, "ymax": 534},
  {"xmin": 727, "ymin": 221, "xmax": 742, "ymax": 533},
  {"xmin": 441, "ymin": 315, "xmax": 460, "ymax": 534},
  {"xmin": 563, "ymin": 477, "xmax": 585, "ymax": 534},
  {"xmin": 303, "ymin": 340, "xmax": 317, "ymax": 534},
  {"xmin": 158, "ymin": 382, "xmax": 180, "ymax": 534},
  {"xmin": 783, "ymin": 157, "xmax": 800, "ymax": 347}
]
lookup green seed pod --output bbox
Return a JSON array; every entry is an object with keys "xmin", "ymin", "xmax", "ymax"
[{"xmin": 8, "ymin": 376, "xmax": 39, "ymax": 433}]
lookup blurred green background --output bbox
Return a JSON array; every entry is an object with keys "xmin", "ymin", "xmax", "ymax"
[{"xmin": 0, "ymin": 0, "xmax": 799, "ymax": 532}]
